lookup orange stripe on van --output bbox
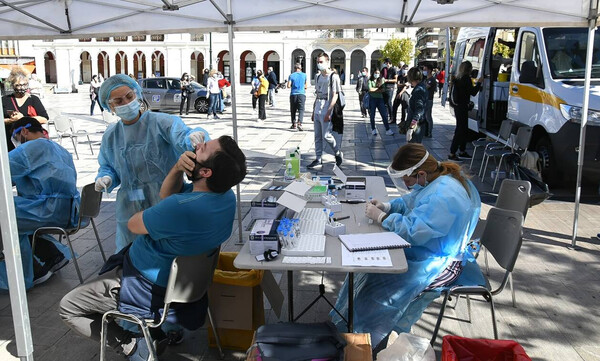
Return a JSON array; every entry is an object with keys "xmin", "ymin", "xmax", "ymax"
[{"xmin": 509, "ymin": 83, "xmax": 565, "ymax": 109}]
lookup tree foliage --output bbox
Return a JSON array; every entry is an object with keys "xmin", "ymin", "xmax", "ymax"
[{"xmin": 381, "ymin": 37, "xmax": 414, "ymax": 65}]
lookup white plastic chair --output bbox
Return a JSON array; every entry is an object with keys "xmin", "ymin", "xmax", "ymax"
[{"xmin": 54, "ymin": 115, "xmax": 93, "ymax": 159}]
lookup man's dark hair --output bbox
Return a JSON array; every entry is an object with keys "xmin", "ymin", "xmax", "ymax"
[
  {"xmin": 407, "ymin": 67, "xmax": 423, "ymax": 83},
  {"xmin": 317, "ymin": 52, "xmax": 330, "ymax": 61},
  {"xmin": 384, "ymin": 57, "xmax": 391, "ymax": 63},
  {"xmin": 193, "ymin": 135, "xmax": 247, "ymax": 193},
  {"xmin": 422, "ymin": 63, "xmax": 433, "ymax": 72},
  {"xmin": 10, "ymin": 117, "xmax": 43, "ymax": 136}
]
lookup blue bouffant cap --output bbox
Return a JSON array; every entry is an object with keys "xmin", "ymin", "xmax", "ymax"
[{"xmin": 98, "ymin": 74, "xmax": 143, "ymax": 110}]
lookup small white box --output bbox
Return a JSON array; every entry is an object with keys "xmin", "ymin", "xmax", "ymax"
[
  {"xmin": 248, "ymin": 219, "xmax": 280, "ymax": 255},
  {"xmin": 345, "ymin": 177, "xmax": 366, "ymax": 201},
  {"xmin": 249, "ymin": 239, "xmax": 279, "ymax": 255},
  {"xmin": 250, "ymin": 190, "xmax": 285, "ymax": 220},
  {"xmin": 321, "ymin": 196, "xmax": 342, "ymax": 213},
  {"xmin": 325, "ymin": 222, "xmax": 346, "ymax": 237}
]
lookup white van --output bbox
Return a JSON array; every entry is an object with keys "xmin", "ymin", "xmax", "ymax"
[{"xmin": 452, "ymin": 27, "xmax": 600, "ymax": 184}]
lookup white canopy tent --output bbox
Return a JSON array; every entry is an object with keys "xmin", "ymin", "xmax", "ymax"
[{"xmin": 0, "ymin": 0, "xmax": 598, "ymax": 359}]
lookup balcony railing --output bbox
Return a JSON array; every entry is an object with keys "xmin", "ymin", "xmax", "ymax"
[
  {"xmin": 151, "ymin": 34, "xmax": 164, "ymax": 41},
  {"xmin": 190, "ymin": 33, "xmax": 205, "ymax": 41}
]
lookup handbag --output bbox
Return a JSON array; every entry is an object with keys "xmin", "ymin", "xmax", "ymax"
[
  {"xmin": 250, "ymin": 321, "xmax": 347, "ymax": 361},
  {"xmin": 506, "ymin": 153, "xmax": 552, "ymax": 206},
  {"xmin": 363, "ymin": 92, "xmax": 370, "ymax": 109}
]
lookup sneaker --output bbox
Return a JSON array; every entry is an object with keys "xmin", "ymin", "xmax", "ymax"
[
  {"xmin": 448, "ymin": 154, "xmax": 461, "ymax": 161},
  {"xmin": 166, "ymin": 329, "xmax": 184, "ymax": 345},
  {"xmin": 49, "ymin": 255, "xmax": 69, "ymax": 273},
  {"xmin": 213, "ymin": 115, "xmax": 220, "ymax": 119},
  {"xmin": 306, "ymin": 159, "xmax": 322, "ymax": 169},
  {"xmin": 385, "ymin": 129, "xmax": 394, "ymax": 136},
  {"xmin": 371, "ymin": 129, "xmax": 378, "ymax": 136},
  {"xmin": 206, "ymin": 114, "xmax": 210, "ymax": 119},
  {"xmin": 335, "ymin": 151, "xmax": 343, "ymax": 167},
  {"xmin": 458, "ymin": 152, "xmax": 472, "ymax": 159},
  {"xmin": 290, "ymin": 124, "xmax": 296, "ymax": 129},
  {"xmin": 127, "ymin": 337, "xmax": 168, "ymax": 361},
  {"xmin": 33, "ymin": 270, "xmax": 53, "ymax": 286},
  {"xmin": 297, "ymin": 124, "xmax": 303, "ymax": 131}
]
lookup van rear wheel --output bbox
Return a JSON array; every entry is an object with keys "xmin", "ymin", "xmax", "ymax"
[{"xmin": 535, "ymin": 135, "xmax": 560, "ymax": 186}]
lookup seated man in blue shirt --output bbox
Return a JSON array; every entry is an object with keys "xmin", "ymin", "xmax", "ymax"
[{"xmin": 59, "ymin": 135, "xmax": 247, "ymax": 361}]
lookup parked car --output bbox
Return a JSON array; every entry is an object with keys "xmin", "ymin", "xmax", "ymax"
[{"xmin": 137, "ymin": 77, "xmax": 209, "ymax": 113}]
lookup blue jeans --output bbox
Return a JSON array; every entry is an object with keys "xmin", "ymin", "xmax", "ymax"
[
  {"xmin": 268, "ymin": 88, "xmax": 275, "ymax": 106},
  {"xmin": 208, "ymin": 93, "xmax": 219, "ymax": 115},
  {"xmin": 369, "ymin": 97, "xmax": 390, "ymax": 131},
  {"xmin": 425, "ymin": 99, "xmax": 434, "ymax": 136}
]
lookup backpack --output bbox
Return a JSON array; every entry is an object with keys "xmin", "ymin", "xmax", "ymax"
[{"xmin": 317, "ymin": 73, "xmax": 345, "ymax": 108}]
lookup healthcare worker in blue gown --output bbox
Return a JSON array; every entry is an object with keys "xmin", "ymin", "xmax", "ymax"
[
  {"xmin": 95, "ymin": 74, "xmax": 209, "ymax": 252},
  {"xmin": 331, "ymin": 143, "xmax": 481, "ymax": 349},
  {"xmin": 0, "ymin": 117, "xmax": 77, "ymax": 290}
]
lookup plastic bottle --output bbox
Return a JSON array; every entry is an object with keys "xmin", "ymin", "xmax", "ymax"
[{"xmin": 284, "ymin": 161, "xmax": 295, "ymax": 181}]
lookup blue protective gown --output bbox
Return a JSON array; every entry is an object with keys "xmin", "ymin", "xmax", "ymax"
[
  {"xmin": 96, "ymin": 111, "xmax": 209, "ymax": 251},
  {"xmin": 331, "ymin": 175, "xmax": 481, "ymax": 347},
  {"xmin": 0, "ymin": 138, "xmax": 78, "ymax": 290}
]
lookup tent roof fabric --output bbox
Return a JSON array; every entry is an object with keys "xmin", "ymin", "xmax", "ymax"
[{"xmin": 0, "ymin": 0, "xmax": 596, "ymax": 40}]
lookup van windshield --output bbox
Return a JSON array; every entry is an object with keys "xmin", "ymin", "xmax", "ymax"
[{"xmin": 543, "ymin": 28, "xmax": 600, "ymax": 79}]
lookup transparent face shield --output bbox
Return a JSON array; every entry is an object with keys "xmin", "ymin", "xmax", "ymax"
[{"xmin": 387, "ymin": 151, "xmax": 429, "ymax": 193}]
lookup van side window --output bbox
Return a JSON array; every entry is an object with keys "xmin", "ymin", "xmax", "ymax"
[
  {"xmin": 464, "ymin": 37, "xmax": 486, "ymax": 75},
  {"xmin": 518, "ymin": 31, "xmax": 544, "ymax": 88}
]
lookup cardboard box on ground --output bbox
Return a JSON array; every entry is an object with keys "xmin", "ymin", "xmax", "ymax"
[{"xmin": 208, "ymin": 252, "xmax": 284, "ymax": 350}]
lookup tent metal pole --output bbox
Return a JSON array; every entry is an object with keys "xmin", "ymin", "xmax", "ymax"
[
  {"xmin": 571, "ymin": 20, "xmax": 597, "ymax": 248},
  {"xmin": 441, "ymin": 26, "xmax": 451, "ymax": 107},
  {"xmin": 226, "ymin": 0, "xmax": 244, "ymax": 243},
  {"xmin": 0, "ymin": 101, "xmax": 34, "ymax": 360}
]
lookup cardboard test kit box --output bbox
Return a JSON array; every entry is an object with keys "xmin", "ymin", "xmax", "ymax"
[{"xmin": 208, "ymin": 252, "xmax": 284, "ymax": 351}]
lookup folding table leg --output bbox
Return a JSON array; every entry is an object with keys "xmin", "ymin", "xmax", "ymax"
[
  {"xmin": 348, "ymin": 272, "xmax": 354, "ymax": 332},
  {"xmin": 287, "ymin": 270, "xmax": 294, "ymax": 322}
]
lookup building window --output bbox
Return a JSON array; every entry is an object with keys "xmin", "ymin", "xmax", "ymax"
[
  {"xmin": 151, "ymin": 34, "xmax": 165, "ymax": 41},
  {"xmin": 79, "ymin": 38, "xmax": 92, "ymax": 42},
  {"xmin": 113, "ymin": 36, "xmax": 128, "ymax": 42},
  {"xmin": 132, "ymin": 35, "xmax": 146, "ymax": 42},
  {"xmin": 355, "ymin": 29, "xmax": 364, "ymax": 39},
  {"xmin": 190, "ymin": 33, "xmax": 204, "ymax": 41},
  {"xmin": 334, "ymin": 29, "xmax": 343, "ymax": 38},
  {"xmin": 96, "ymin": 37, "xmax": 110, "ymax": 42}
]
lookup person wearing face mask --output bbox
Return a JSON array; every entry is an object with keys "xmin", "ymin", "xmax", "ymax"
[
  {"xmin": 0, "ymin": 117, "xmax": 78, "ymax": 290},
  {"xmin": 405, "ymin": 67, "xmax": 428, "ymax": 143},
  {"xmin": 2, "ymin": 67, "xmax": 49, "ymax": 152},
  {"xmin": 95, "ymin": 74, "xmax": 209, "ymax": 252},
  {"xmin": 380, "ymin": 58, "xmax": 398, "ymax": 121},
  {"xmin": 331, "ymin": 143, "xmax": 481, "ymax": 352},
  {"xmin": 367, "ymin": 69, "xmax": 393, "ymax": 136},
  {"xmin": 307, "ymin": 52, "xmax": 343, "ymax": 169},
  {"xmin": 205, "ymin": 69, "xmax": 221, "ymax": 119},
  {"xmin": 422, "ymin": 63, "xmax": 437, "ymax": 138},
  {"xmin": 355, "ymin": 67, "xmax": 369, "ymax": 118},
  {"xmin": 179, "ymin": 72, "xmax": 193, "ymax": 116}
]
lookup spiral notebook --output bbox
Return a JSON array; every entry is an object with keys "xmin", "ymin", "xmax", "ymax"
[{"xmin": 339, "ymin": 232, "xmax": 410, "ymax": 252}]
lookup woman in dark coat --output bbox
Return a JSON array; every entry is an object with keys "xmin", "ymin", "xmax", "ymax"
[{"xmin": 405, "ymin": 67, "xmax": 427, "ymax": 143}]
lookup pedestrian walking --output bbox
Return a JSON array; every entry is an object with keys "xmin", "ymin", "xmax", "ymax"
[
  {"xmin": 267, "ymin": 67, "xmax": 278, "ymax": 106},
  {"xmin": 437, "ymin": 68, "xmax": 445, "ymax": 98},
  {"xmin": 287, "ymin": 63, "xmax": 308, "ymax": 131},
  {"xmin": 89, "ymin": 75, "xmax": 103, "ymax": 116}
]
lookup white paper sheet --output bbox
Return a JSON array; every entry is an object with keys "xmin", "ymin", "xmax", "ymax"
[
  {"xmin": 276, "ymin": 192, "xmax": 307, "ymax": 213},
  {"xmin": 333, "ymin": 165, "xmax": 348, "ymax": 183},
  {"xmin": 341, "ymin": 245, "xmax": 393, "ymax": 267},
  {"xmin": 284, "ymin": 181, "xmax": 312, "ymax": 197}
]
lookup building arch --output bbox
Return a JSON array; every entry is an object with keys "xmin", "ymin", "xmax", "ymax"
[
  {"xmin": 371, "ymin": 50, "xmax": 383, "ymax": 73},
  {"xmin": 291, "ymin": 49, "xmax": 306, "ymax": 74},
  {"xmin": 217, "ymin": 50, "xmax": 230, "ymax": 79},
  {"xmin": 330, "ymin": 49, "xmax": 346, "ymax": 77},
  {"xmin": 80, "ymin": 51, "xmax": 92, "ymax": 83},
  {"xmin": 240, "ymin": 50, "xmax": 256, "ymax": 84},
  {"xmin": 350, "ymin": 49, "xmax": 366, "ymax": 81},
  {"xmin": 133, "ymin": 51, "xmax": 146, "ymax": 79},
  {"xmin": 116, "ymin": 51, "xmax": 128, "ymax": 75},
  {"xmin": 152, "ymin": 50, "xmax": 164, "ymax": 77},
  {"xmin": 44, "ymin": 51, "xmax": 57, "ymax": 83},
  {"xmin": 263, "ymin": 50, "xmax": 280, "ymax": 78},
  {"xmin": 97, "ymin": 51, "xmax": 110, "ymax": 78},
  {"xmin": 190, "ymin": 51, "xmax": 204, "ymax": 82}
]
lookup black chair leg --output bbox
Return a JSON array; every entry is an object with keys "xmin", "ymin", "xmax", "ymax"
[
  {"xmin": 430, "ymin": 290, "xmax": 451, "ymax": 346},
  {"xmin": 91, "ymin": 219, "xmax": 107, "ymax": 262}
]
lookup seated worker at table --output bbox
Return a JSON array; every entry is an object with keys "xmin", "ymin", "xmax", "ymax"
[
  {"xmin": 330, "ymin": 143, "xmax": 481, "ymax": 350},
  {"xmin": 59, "ymin": 135, "xmax": 247, "ymax": 361},
  {"xmin": 0, "ymin": 117, "xmax": 78, "ymax": 291}
]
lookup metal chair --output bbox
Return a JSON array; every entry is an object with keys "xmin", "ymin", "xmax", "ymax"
[
  {"xmin": 429, "ymin": 207, "xmax": 524, "ymax": 345},
  {"xmin": 480, "ymin": 179, "xmax": 530, "ymax": 306},
  {"xmin": 470, "ymin": 119, "xmax": 514, "ymax": 170},
  {"xmin": 100, "ymin": 248, "xmax": 225, "ymax": 361},
  {"xmin": 53, "ymin": 115, "xmax": 94, "ymax": 160},
  {"xmin": 32, "ymin": 183, "xmax": 107, "ymax": 284},
  {"xmin": 481, "ymin": 126, "xmax": 532, "ymax": 191}
]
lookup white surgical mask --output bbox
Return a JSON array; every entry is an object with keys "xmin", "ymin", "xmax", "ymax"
[
  {"xmin": 402, "ymin": 70, "xmax": 408, "ymax": 76},
  {"xmin": 374, "ymin": 73, "xmax": 380, "ymax": 79},
  {"xmin": 114, "ymin": 98, "xmax": 141, "ymax": 121},
  {"xmin": 423, "ymin": 71, "xmax": 428, "ymax": 76},
  {"xmin": 317, "ymin": 62, "xmax": 329, "ymax": 71}
]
